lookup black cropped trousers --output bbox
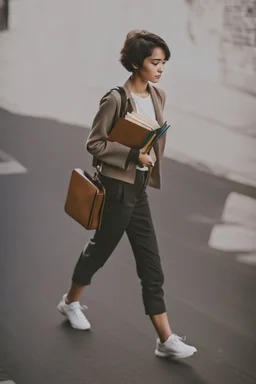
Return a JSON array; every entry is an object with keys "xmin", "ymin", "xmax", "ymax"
[{"xmin": 72, "ymin": 170, "xmax": 166, "ymax": 316}]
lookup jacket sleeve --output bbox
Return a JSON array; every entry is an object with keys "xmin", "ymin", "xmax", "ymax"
[
  {"xmin": 159, "ymin": 88, "xmax": 166, "ymax": 108},
  {"xmin": 86, "ymin": 93, "xmax": 135, "ymax": 170},
  {"xmin": 151, "ymin": 87, "xmax": 167, "ymax": 162}
]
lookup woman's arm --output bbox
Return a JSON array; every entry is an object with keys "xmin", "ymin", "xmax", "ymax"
[{"xmin": 86, "ymin": 93, "xmax": 139, "ymax": 170}]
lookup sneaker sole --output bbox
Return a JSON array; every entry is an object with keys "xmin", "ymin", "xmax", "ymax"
[
  {"xmin": 57, "ymin": 304, "xmax": 91, "ymax": 331},
  {"xmin": 155, "ymin": 349, "xmax": 197, "ymax": 359}
]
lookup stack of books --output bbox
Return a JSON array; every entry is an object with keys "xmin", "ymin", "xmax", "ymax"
[{"xmin": 108, "ymin": 112, "xmax": 170, "ymax": 152}]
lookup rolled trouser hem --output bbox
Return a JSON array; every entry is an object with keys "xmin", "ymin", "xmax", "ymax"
[
  {"xmin": 72, "ymin": 276, "xmax": 92, "ymax": 286},
  {"xmin": 144, "ymin": 304, "xmax": 166, "ymax": 316}
]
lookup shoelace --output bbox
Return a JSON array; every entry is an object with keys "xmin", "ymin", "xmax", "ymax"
[
  {"xmin": 79, "ymin": 304, "xmax": 88, "ymax": 311},
  {"xmin": 71, "ymin": 303, "xmax": 88, "ymax": 318},
  {"xmin": 171, "ymin": 334, "xmax": 186, "ymax": 344}
]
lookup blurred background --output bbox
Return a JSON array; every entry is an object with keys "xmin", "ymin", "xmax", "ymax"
[
  {"xmin": 1, "ymin": 0, "xmax": 256, "ymax": 185},
  {"xmin": 0, "ymin": 1, "xmax": 256, "ymax": 384}
]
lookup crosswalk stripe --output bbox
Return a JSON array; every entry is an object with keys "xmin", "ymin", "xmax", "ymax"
[
  {"xmin": 209, "ymin": 224, "xmax": 255, "ymax": 252},
  {"xmin": 0, "ymin": 381, "xmax": 16, "ymax": 384},
  {"xmin": 0, "ymin": 150, "xmax": 27, "ymax": 175},
  {"xmin": 208, "ymin": 192, "xmax": 256, "ymax": 265},
  {"xmin": 236, "ymin": 253, "xmax": 256, "ymax": 266}
]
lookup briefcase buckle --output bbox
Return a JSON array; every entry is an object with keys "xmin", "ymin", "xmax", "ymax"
[{"xmin": 93, "ymin": 165, "xmax": 101, "ymax": 181}]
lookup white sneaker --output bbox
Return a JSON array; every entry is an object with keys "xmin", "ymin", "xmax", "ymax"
[
  {"xmin": 57, "ymin": 294, "xmax": 91, "ymax": 330},
  {"xmin": 155, "ymin": 334, "xmax": 197, "ymax": 359}
]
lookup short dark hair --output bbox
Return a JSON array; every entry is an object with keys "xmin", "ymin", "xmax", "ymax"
[{"xmin": 120, "ymin": 30, "xmax": 171, "ymax": 73}]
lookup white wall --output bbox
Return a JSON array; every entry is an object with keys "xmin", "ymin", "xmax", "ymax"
[
  {"xmin": 1, "ymin": 0, "xmax": 256, "ymax": 187},
  {"xmin": 0, "ymin": 0, "xmax": 225, "ymax": 123}
]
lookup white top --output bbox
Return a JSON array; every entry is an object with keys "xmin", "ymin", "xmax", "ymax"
[
  {"xmin": 131, "ymin": 92, "xmax": 157, "ymax": 171},
  {"xmin": 131, "ymin": 92, "xmax": 157, "ymax": 123}
]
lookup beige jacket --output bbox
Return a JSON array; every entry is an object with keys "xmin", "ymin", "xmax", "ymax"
[{"xmin": 86, "ymin": 77, "xmax": 167, "ymax": 189}]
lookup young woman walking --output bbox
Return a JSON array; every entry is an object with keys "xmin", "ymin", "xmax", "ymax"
[{"xmin": 58, "ymin": 30, "xmax": 197, "ymax": 359}]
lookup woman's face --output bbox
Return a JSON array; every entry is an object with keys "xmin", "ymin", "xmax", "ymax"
[{"xmin": 137, "ymin": 47, "xmax": 166, "ymax": 83}]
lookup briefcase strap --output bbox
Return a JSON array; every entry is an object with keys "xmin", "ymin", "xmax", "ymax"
[
  {"xmin": 99, "ymin": 86, "xmax": 127, "ymax": 119},
  {"xmin": 93, "ymin": 165, "xmax": 106, "ymax": 231},
  {"xmin": 113, "ymin": 86, "xmax": 127, "ymax": 118},
  {"xmin": 83, "ymin": 165, "xmax": 105, "ymax": 231},
  {"xmin": 98, "ymin": 184, "xmax": 106, "ymax": 230}
]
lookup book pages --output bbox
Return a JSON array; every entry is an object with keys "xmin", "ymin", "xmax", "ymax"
[
  {"xmin": 125, "ymin": 116, "xmax": 152, "ymax": 130},
  {"xmin": 125, "ymin": 111, "xmax": 159, "ymax": 130}
]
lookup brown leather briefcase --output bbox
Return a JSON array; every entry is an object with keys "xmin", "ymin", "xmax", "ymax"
[{"xmin": 64, "ymin": 166, "xmax": 106, "ymax": 230}]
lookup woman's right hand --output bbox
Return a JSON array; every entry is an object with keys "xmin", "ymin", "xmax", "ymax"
[{"xmin": 138, "ymin": 149, "xmax": 155, "ymax": 167}]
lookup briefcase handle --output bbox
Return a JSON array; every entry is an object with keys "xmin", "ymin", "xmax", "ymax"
[{"xmin": 92, "ymin": 165, "xmax": 101, "ymax": 182}]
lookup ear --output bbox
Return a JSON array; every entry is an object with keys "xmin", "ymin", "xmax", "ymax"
[{"xmin": 132, "ymin": 63, "xmax": 139, "ymax": 70}]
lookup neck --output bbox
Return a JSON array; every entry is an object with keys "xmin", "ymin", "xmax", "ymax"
[{"xmin": 130, "ymin": 74, "xmax": 149, "ymax": 96}]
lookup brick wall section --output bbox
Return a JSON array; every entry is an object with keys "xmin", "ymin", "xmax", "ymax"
[
  {"xmin": 185, "ymin": 0, "xmax": 256, "ymax": 95},
  {"xmin": 220, "ymin": 0, "xmax": 256, "ymax": 94}
]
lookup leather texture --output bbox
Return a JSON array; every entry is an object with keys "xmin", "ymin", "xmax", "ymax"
[
  {"xmin": 108, "ymin": 117, "xmax": 151, "ymax": 148},
  {"xmin": 64, "ymin": 168, "xmax": 106, "ymax": 230}
]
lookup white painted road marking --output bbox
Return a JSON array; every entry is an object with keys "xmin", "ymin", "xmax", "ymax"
[
  {"xmin": 209, "ymin": 192, "xmax": 256, "ymax": 266},
  {"xmin": 209, "ymin": 224, "xmax": 255, "ymax": 252},
  {"xmin": 0, "ymin": 150, "xmax": 27, "ymax": 175},
  {"xmin": 236, "ymin": 253, "xmax": 256, "ymax": 266},
  {"xmin": 222, "ymin": 192, "xmax": 256, "ymax": 230},
  {"xmin": 0, "ymin": 381, "xmax": 16, "ymax": 384}
]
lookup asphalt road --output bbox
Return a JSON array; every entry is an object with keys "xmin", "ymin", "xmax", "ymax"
[{"xmin": 0, "ymin": 107, "xmax": 256, "ymax": 384}]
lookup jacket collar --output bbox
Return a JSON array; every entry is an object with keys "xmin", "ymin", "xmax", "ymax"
[
  {"xmin": 123, "ymin": 76, "xmax": 155, "ymax": 100},
  {"xmin": 122, "ymin": 77, "xmax": 163, "ymax": 126}
]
